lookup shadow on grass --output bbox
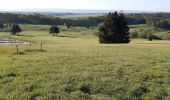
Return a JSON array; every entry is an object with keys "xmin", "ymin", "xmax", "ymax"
[
  {"xmin": 17, "ymin": 34, "xmax": 35, "ymax": 37},
  {"xmin": 132, "ymin": 43, "xmax": 170, "ymax": 44},
  {"xmin": 24, "ymin": 49, "xmax": 46, "ymax": 52},
  {"xmin": 14, "ymin": 52, "xmax": 26, "ymax": 55},
  {"xmin": 30, "ymin": 94, "xmax": 41, "ymax": 100},
  {"xmin": 58, "ymin": 35, "xmax": 77, "ymax": 38},
  {"xmin": 14, "ymin": 49, "xmax": 46, "ymax": 55}
]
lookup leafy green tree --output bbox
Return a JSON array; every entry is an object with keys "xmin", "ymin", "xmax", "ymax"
[
  {"xmin": 0, "ymin": 23, "xmax": 4, "ymax": 30},
  {"xmin": 66, "ymin": 23, "xmax": 70, "ymax": 28},
  {"xmin": 49, "ymin": 25, "xmax": 60, "ymax": 36},
  {"xmin": 147, "ymin": 33, "xmax": 153, "ymax": 41},
  {"xmin": 11, "ymin": 24, "xmax": 22, "ymax": 35},
  {"xmin": 98, "ymin": 12, "xmax": 130, "ymax": 43}
]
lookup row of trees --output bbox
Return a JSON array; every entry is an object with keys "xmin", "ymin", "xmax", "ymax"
[
  {"xmin": 0, "ymin": 13, "xmax": 103, "ymax": 27},
  {"xmin": 2, "ymin": 12, "xmax": 170, "ymax": 28},
  {"xmin": 146, "ymin": 17, "xmax": 170, "ymax": 29},
  {"xmin": 9, "ymin": 24, "xmax": 60, "ymax": 36}
]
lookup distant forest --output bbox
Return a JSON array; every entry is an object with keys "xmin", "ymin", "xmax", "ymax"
[{"xmin": 1, "ymin": 12, "xmax": 170, "ymax": 29}]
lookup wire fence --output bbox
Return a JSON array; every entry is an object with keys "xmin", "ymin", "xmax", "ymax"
[{"xmin": 0, "ymin": 38, "xmax": 31, "ymax": 45}]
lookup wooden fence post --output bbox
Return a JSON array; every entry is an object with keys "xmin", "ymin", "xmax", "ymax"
[
  {"xmin": 10, "ymin": 33, "xmax": 12, "ymax": 45},
  {"xmin": 40, "ymin": 43, "xmax": 43, "ymax": 51},
  {"xmin": 16, "ymin": 45, "xmax": 19, "ymax": 53}
]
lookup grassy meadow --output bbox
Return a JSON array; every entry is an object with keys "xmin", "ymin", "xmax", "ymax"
[{"xmin": 0, "ymin": 24, "xmax": 170, "ymax": 99}]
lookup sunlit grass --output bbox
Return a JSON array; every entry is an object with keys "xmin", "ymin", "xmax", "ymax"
[{"xmin": 0, "ymin": 24, "xmax": 170, "ymax": 99}]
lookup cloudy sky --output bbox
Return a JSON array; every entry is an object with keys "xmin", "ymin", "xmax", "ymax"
[{"xmin": 0, "ymin": 0, "xmax": 170, "ymax": 12}]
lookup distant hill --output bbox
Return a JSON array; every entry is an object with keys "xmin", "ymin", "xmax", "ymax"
[{"xmin": 0, "ymin": 8, "xmax": 158, "ymax": 17}]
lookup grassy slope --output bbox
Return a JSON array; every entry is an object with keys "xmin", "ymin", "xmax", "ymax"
[
  {"xmin": 0, "ymin": 24, "xmax": 170, "ymax": 100},
  {"xmin": 130, "ymin": 24, "xmax": 170, "ymax": 39}
]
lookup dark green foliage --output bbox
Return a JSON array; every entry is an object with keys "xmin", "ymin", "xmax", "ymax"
[
  {"xmin": 2, "ymin": 12, "xmax": 170, "ymax": 28},
  {"xmin": 129, "ymin": 31, "xmax": 139, "ymax": 38},
  {"xmin": 126, "ymin": 13, "xmax": 146, "ymax": 25},
  {"xmin": 67, "ymin": 25, "xmax": 70, "ymax": 29},
  {"xmin": 79, "ymin": 84, "xmax": 91, "ymax": 94},
  {"xmin": 11, "ymin": 24, "xmax": 22, "ymax": 35},
  {"xmin": 138, "ymin": 29, "xmax": 162, "ymax": 40},
  {"xmin": 7, "ymin": 72, "xmax": 17, "ymax": 77},
  {"xmin": 146, "ymin": 16, "xmax": 170, "ymax": 30},
  {"xmin": 98, "ymin": 12, "xmax": 130, "ymax": 43},
  {"xmin": 86, "ymin": 25, "xmax": 90, "ymax": 28},
  {"xmin": 138, "ymin": 29, "xmax": 153, "ymax": 39},
  {"xmin": 147, "ymin": 33, "xmax": 153, "ymax": 41},
  {"xmin": 64, "ymin": 85, "xmax": 76, "ymax": 94},
  {"xmin": 139, "ymin": 32, "xmax": 149, "ymax": 39},
  {"xmin": 49, "ymin": 25, "xmax": 60, "ymax": 36},
  {"xmin": 0, "ymin": 23, "xmax": 4, "ymax": 29},
  {"xmin": 151, "ymin": 34, "xmax": 162, "ymax": 40},
  {"xmin": 131, "ymin": 85, "xmax": 150, "ymax": 99},
  {"xmin": 64, "ymin": 22, "xmax": 71, "ymax": 28}
]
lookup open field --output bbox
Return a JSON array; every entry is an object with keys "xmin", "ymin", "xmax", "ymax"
[{"xmin": 0, "ymin": 24, "xmax": 170, "ymax": 99}]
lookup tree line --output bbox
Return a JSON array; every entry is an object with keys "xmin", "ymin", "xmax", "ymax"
[
  {"xmin": 6, "ymin": 11, "xmax": 170, "ymax": 43},
  {"xmin": 1, "ymin": 12, "xmax": 170, "ymax": 29},
  {"xmin": 0, "ymin": 13, "xmax": 103, "ymax": 27}
]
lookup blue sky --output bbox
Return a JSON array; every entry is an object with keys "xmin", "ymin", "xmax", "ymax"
[{"xmin": 0, "ymin": 0, "xmax": 170, "ymax": 12}]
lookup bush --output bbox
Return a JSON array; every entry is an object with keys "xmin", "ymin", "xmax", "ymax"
[
  {"xmin": 139, "ymin": 32, "xmax": 148, "ymax": 39},
  {"xmin": 152, "ymin": 34, "xmax": 162, "ymax": 40},
  {"xmin": 138, "ymin": 29, "xmax": 161, "ymax": 40},
  {"xmin": 130, "ymin": 31, "xmax": 139, "ymax": 38},
  {"xmin": 147, "ymin": 33, "xmax": 153, "ymax": 41},
  {"xmin": 163, "ymin": 34, "xmax": 170, "ymax": 40}
]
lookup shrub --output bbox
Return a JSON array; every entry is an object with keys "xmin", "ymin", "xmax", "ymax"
[
  {"xmin": 147, "ymin": 33, "xmax": 153, "ymax": 41},
  {"xmin": 163, "ymin": 34, "xmax": 170, "ymax": 40},
  {"xmin": 139, "ymin": 31, "xmax": 149, "ymax": 39},
  {"xmin": 151, "ymin": 34, "xmax": 162, "ymax": 40},
  {"xmin": 138, "ymin": 29, "xmax": 161, "ymax": 40},
  {"xmin": 129, "ymin": 31, "xmax": 139, "ymax": 38}
]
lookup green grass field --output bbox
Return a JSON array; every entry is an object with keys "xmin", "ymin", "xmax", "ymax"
[{"xmin": 0, "ymin": 24, "xmax": 170, "ymax": 100}]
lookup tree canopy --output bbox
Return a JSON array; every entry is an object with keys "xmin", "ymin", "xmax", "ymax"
[
  {"xmin": 49, "ymin": 25, "xmax": 60, "ymax": 36},
  {"xmin": 98, "ymin": 12, "xmax": 130, "ymax": 43},
  {"xmin": 11, "ymin": 24, "xmax": 22, "ymax": 36}
]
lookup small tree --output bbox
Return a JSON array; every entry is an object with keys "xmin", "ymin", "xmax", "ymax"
[
  {"xmin": 98, "ymin": 12, "xmax": 130, "ymax": 43},
  {"xmin": 147, "ymin": 33, "xmax": 153, "ymax": 41},
  {"xmin": 49, "ymin": 25, "xmax": 59, "ymax": 36},
  {"xmin": 64, "ymin": 22, "xmax": 71, "ymax": 29},
  {"xmin": 66, "ymin": 24, "xmax": 70, "ymax": 29},
  {"xmin": 0, "ymin": 23, "xmax": 5, "ymax": 30},
  {"xmin": 86, "ymin": 25, "xmax": 90, "ymax": 29},
  {"xmin": 11, "ymin": 24, "xmax": 22, "ymax": 36}
]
